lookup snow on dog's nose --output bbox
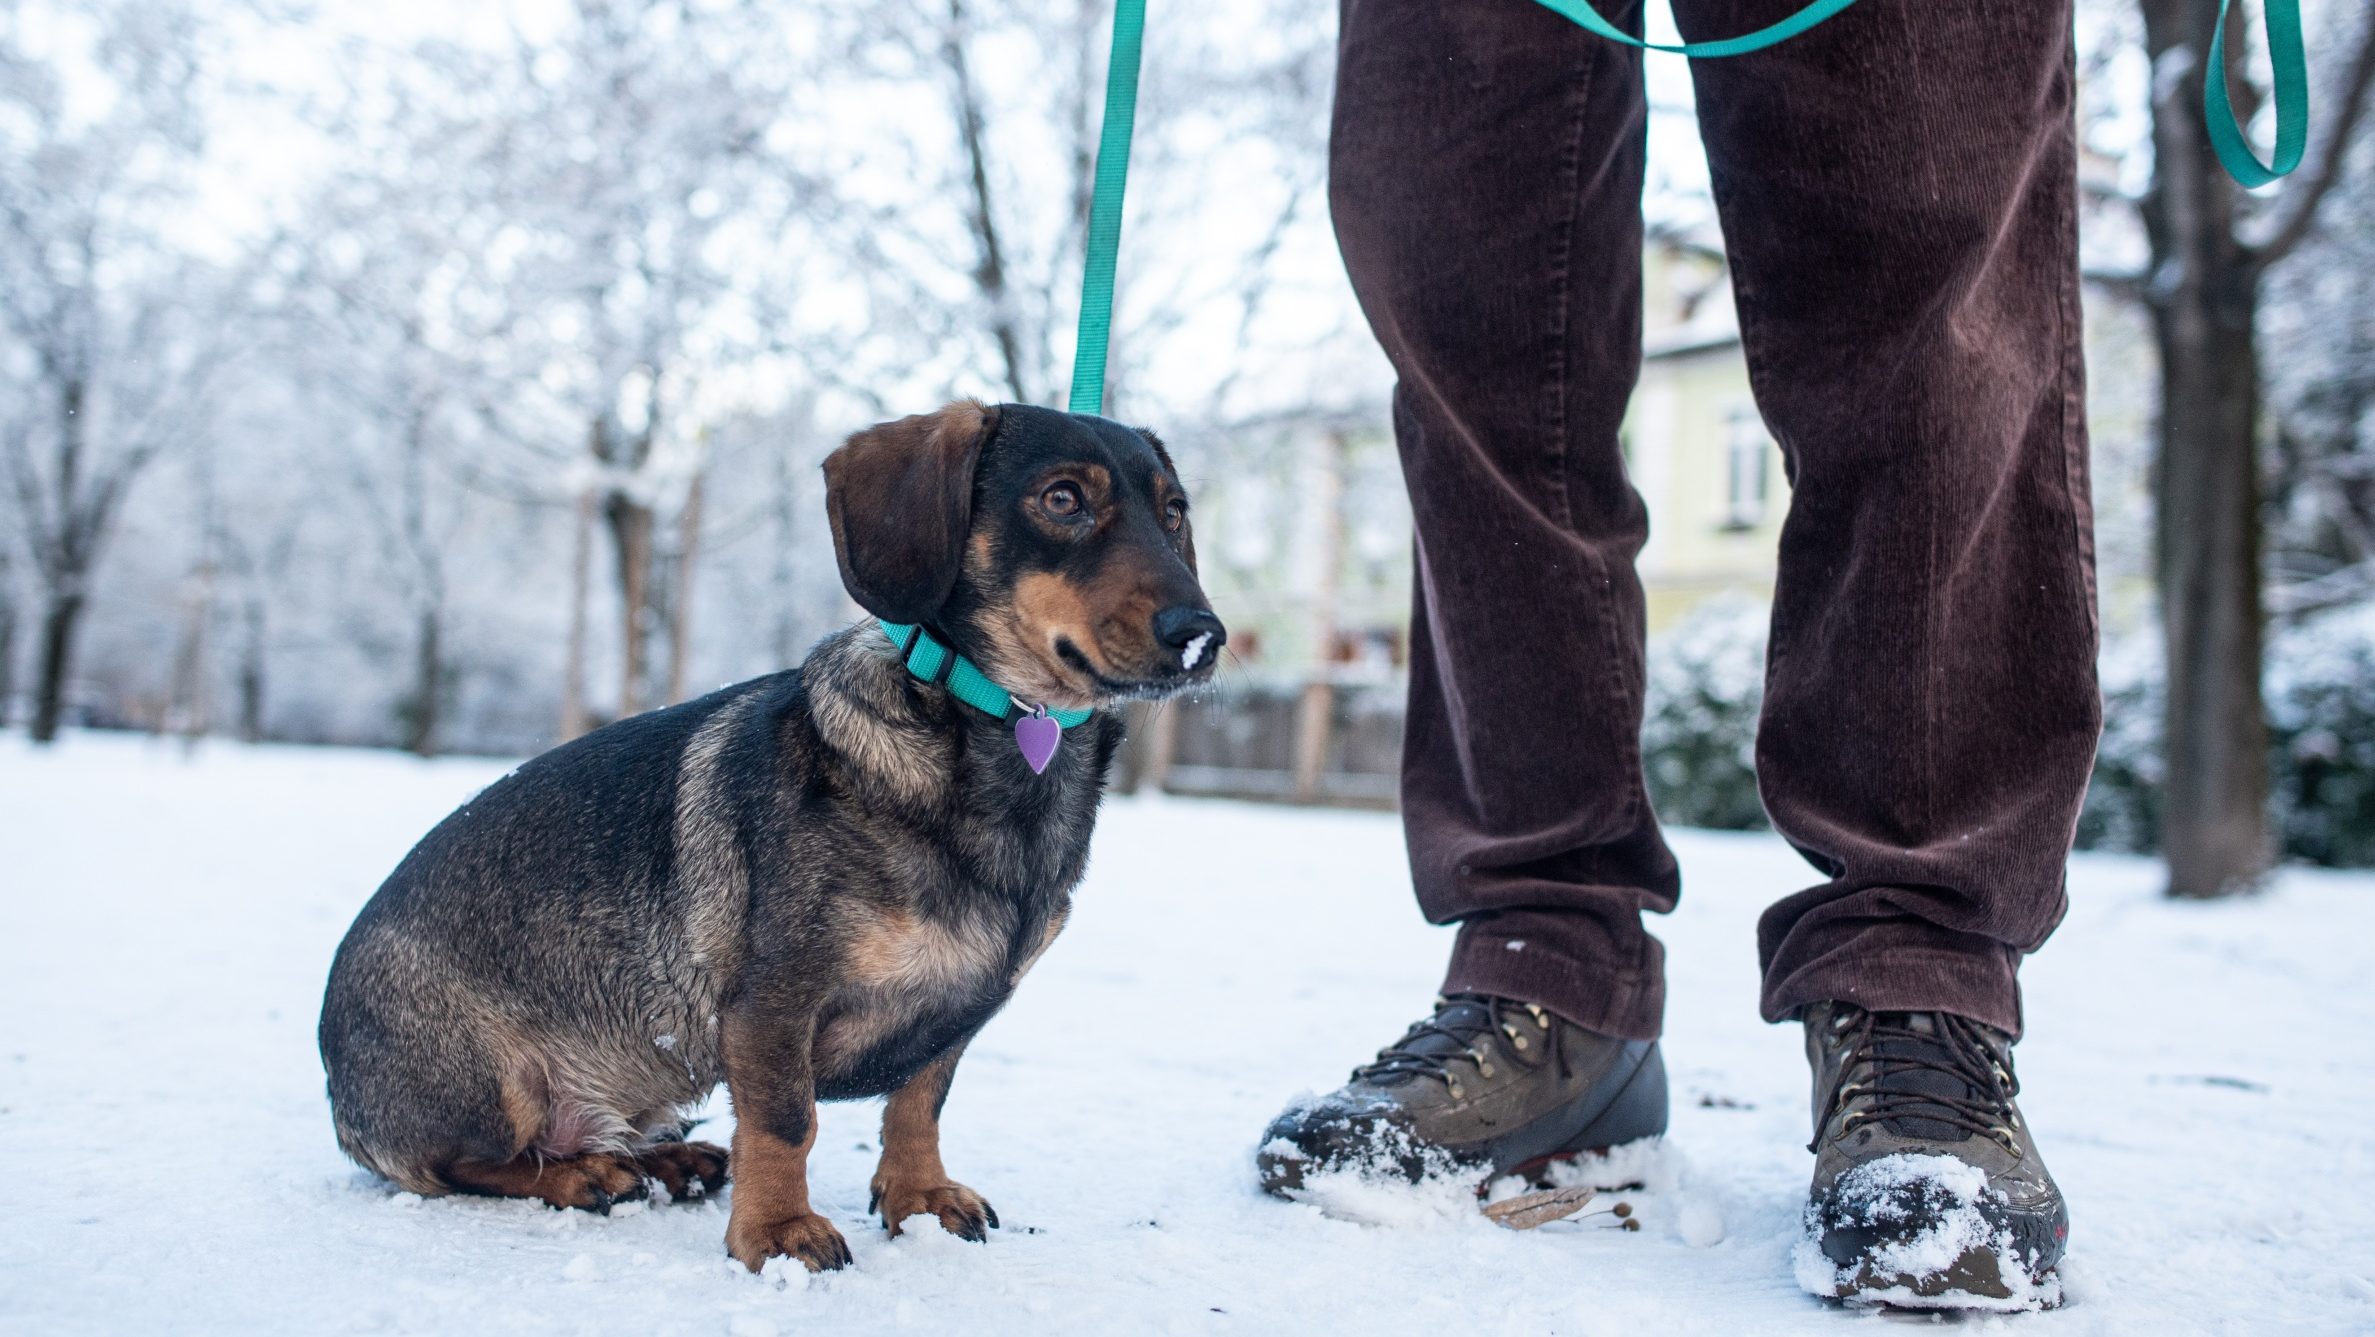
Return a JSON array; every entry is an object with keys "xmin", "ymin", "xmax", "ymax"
[{"xmin": 1153, "ymin": 605, "xmax": 1225, "ymax": 674}]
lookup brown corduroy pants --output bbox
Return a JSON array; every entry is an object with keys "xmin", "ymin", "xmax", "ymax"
[{"xmin": 1332, "ymin": 0, "xmax": 2102, "ymax": 1041}]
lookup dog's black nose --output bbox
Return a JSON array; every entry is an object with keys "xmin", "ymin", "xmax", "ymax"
[{"xmin": 1153, "ymin": 605, "xmax": 1226, "ymax": 672}]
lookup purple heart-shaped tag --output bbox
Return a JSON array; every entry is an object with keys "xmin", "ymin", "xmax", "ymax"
[{"xmin": 1015, "ymin": 712, "xmax": 1063, "ymax": 775}]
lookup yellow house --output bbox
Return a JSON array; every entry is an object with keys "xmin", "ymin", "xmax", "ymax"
[
  {"xmin": 1620, "ymin": 222, "xmax": 2153, "ymax": 636},
  {"xmin": 1625, "ymin": 228, "xmax": 1785, "ymax": 632}
]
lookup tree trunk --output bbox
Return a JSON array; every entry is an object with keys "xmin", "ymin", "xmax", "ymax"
[
  {"xmin": 238, "ymin": 593, "xmax": 266, "ymax": 744},
  {"xmin": 2140, "ymin": 0, "xmax": 2273, "ymax": 897},
  {"xmin": 1138, "ymin": 699, "xmax": 1180, "ymax": 794},
  {"xmin": 168, "ymin": 558, "xmax": 217, "ymax": 746},
  {"xmin": 0, "ymin": 579, "xmax": 16, "ymax": 730},
  {"xmin": 1291, "ymin": 429, "xmax": 1349, "ymax": 803},
  {"xmin": 945, "ymin": 0, "xmax": 1032, "ymax": 403},
  {"xmin": 562, "ymin": 485, "xmax": 595, "ymax": 742},
  {"xmin": 607, "ymin": 491, "xmax": 656, "ymax": 719},
  {"xmin": 771, "ymin": 450, "xmax": 802, "ymax": 668},
  {"xmin": 665, "ymin": 470, "xmax": 705, "ymax": 707},
  {"xmin": 29, "ymin": 588, "xmax": 86, "ymax": 744},
  {"xmin": 404, "ymin": 606, "xmax": 443, "ymax": 758},
  {"xmin": 2153, "ymin": 301, "xmax": 2270, "ymax": 896}
]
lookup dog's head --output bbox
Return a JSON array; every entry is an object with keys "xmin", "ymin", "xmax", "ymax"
[{"xmin": 823, "ymin": 399, "xmax": 1223, "ymax": 712}]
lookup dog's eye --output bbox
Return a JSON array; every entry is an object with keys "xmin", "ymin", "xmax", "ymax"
[
  {"xmin": 1041, "ymin": 482, "xmax": 1084, "ymax": 517},
  {"xmin": 1163, "ymin": 500, "xmax": 1187, "ymax": 532}
]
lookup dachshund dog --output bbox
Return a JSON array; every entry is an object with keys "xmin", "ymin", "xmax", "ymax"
[{"xmin": 319, "ymin": 401, "xmax": 1222, "ymax": 1271}]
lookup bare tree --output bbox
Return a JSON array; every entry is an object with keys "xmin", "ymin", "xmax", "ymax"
[
  {"xmin": 442, "ymin": 0, "xmax": 785, "ymax": 725},
  {"xmin": 2091, "ymin": 0, "xmax": 2375, "ymax": 896},
  {"xmin": 0, "ymin": 0, "xmax": 234, "ymax": 743}
]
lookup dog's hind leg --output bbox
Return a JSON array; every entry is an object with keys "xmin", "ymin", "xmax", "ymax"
[
  {"xmin": 439, "ymin": 1152, "xmax": 651, "ymax": 1213},
  {"xmin": 631, "ymin": 1139, "xmax": 730, "ymax": 1202}
]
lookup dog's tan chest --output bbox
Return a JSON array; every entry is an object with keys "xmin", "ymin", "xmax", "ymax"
[
  {"xmin": 814, "ymin": 907, "xmax": 1022, "ymax": 1081},
  {"xmin": 844, "ymin": 907, "xmax": 1011, "ymax": 993}
]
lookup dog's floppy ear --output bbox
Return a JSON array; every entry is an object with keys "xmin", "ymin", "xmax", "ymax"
[{"xmin": 823, "ymin": 400, "xmax": 999, "ymax": 625}]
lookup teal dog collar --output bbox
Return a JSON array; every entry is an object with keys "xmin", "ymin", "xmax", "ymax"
[{"xmin": 878, "ymin": 621, "xmax": 1094, "ymax": 730}]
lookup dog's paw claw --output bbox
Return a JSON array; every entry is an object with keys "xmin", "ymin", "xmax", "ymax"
[
  {"xmin": 528, "ymin": 1154, "xmax": 650, "ymax": 1213},
  {"xmin": 872, "ymin": 1181, "xmax": 997, "ymax": 1243},
  {"xmin": 727, "ymin": 1211, "xmax": 852, "ymax": 1273},
  {"xmin": 635, "ymin": 1140, "xmax": 730, "ymax": 1202}
]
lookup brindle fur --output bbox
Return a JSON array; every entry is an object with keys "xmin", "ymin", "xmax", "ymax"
[{"xmin": 318, "ymin": 402, "xmax": 1216, "ymax": 1272}]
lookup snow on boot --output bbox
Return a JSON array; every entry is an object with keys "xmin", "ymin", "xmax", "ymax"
[
  {"xmin": 1257, "ymin": 994, "xmax": 1666, "ymax": 1196},
  {"xmin": 1796, "ymin": 1002, "xmax": 2069, "ymax": 1310}
]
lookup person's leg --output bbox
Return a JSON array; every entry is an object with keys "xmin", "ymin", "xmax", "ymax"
[
  {"xmin": 1678, "ymin": 0, "xmax": 2099, "ymax": 1036},
  {"xmin": 1255, "ymin": 0, "xmax": 1675, "ymax": 1194},
  {"xmin": 1334, "ymin": 0, "xmax": 1679, "ymax": 1044},
  {"xmin": 1676, "ymin": 0, "xmax": 2096, "ymax": 1302}
]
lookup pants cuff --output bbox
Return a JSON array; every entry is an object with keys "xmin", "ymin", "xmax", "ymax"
[
  {"xmin": 1760, "ymin": 935, "xmax": 2025, "ymax": 1039},
  {"xmin": 1442, "ymin": 921, "xmax": 1664, "ymax": 1042}
]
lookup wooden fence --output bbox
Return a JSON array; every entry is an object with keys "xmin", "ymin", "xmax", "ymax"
[{"xmin": 1112, "ymin": 675, "xmax": 1405, "ymax": 808}]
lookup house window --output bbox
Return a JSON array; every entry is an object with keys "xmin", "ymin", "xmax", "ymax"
[{"xmin": 1722, "ymin": 410, "xmax": 1769, "ymax": 530}]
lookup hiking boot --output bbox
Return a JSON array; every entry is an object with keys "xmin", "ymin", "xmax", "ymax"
[
  {"xmin": 1798, "ymin": 1001, "xmax": 2069, "ymax": 1309},
  {"xmin": 1257, "ymin": 993, "xmax": 1666, "ymax": 1195}
]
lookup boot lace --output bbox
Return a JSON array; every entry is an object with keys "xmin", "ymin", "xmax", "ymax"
[
  {"xmin": 1817, "ymin": 1007, "xmax": 2024, "ymax": 1153},
  {"xmin": 1352, "ymin": 994, "xmax": 1564, "ymax": 1100}
]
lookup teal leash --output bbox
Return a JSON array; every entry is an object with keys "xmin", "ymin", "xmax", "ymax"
[
  {"xmin": 2206, "ymin": 0, "xmax": 2308, "ymax": 189},
  {"xmin": 1068, "ymin": 0, "xmax": 1146, "ymax": 416},
  {"xmin": 1523, "ymin": 0, "xmax": 2308, "ymax": 188},
  {"xmin": 1047, "ymin": 0, "xmax": 2306, "ymax": 764},
  {"xmin": 1060, "ymin": 0, "xmax": 2310, "ymax": 423},
  {"xmin": 1527, "ymin": 0, "xmax": 1858, "ymax": 57}
]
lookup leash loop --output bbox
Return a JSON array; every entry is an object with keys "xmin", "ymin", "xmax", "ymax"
[
  {"xmin": 2205, "ymin": 0, "xmax": 2309, "ymax": 189},
  {"xmin": 1527, "ymin": 0, "xmax": 1859, "ymax": 59}
]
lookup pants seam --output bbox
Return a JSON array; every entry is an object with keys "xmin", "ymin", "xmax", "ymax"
[{"xmin": 1541, "ymin": 42, "xmax": 1593, "ymax": 535}]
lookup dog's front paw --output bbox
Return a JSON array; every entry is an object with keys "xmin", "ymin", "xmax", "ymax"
[
  {"xmin": 869, "ymin": 1178, "xmax": 999, "ymax": 1242},
  {"xmin": 726, "ymin": 1210, "xmax": 853, "ymax": 1273}
]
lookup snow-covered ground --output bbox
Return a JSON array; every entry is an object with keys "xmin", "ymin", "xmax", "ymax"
[{"xmin": 4, "ymin": 731, "xmax": 2372, "ymax": 1335}]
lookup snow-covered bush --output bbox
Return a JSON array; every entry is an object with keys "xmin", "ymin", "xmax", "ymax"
[
  {"xmin": 1642, "ymin": 592, "xmax": 1769, "ymax": 830},
  {"xmin": 2269, "ymin": 604, "xmax": 2375, "ymax": 868},
  {"xmin": 2081, "ymin": 608, "xmax": 2375, "ymax": 867},
  {"xmin": 1640, "ymin": 590, "xmax": 2375, "ymax": 863},
  {"xmin": 2075, "ymin": 631, "xmax": 2164, "ymax": 854}
]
